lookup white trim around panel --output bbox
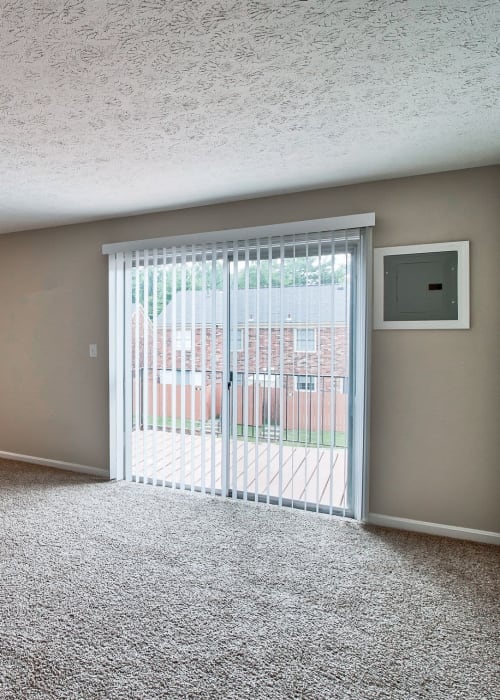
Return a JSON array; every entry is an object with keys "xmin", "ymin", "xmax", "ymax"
[
  {"xmin": 373, "ymin": 240, "xmax": 470, "ymax": 330},
  {"xmin": 102, "ymin": 213, "xmax": 375, "ymax": 255}
]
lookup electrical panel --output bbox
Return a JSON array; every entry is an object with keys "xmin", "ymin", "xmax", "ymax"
[
  {"xmin": 373, "ymin": 241, "xmax": 470, "ymax": 329},
  {"xmin": 383, "ymin": 251, "xmax": 458, "ymax": 322}
]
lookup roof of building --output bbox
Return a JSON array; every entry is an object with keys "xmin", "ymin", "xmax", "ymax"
[{"xmin": 156, "ymin": 284, "xmax": 348, "ymax": 326}]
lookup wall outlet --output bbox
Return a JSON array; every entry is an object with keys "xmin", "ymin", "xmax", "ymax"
[{"xmin": 89, "ymin": 344, "xmax": 98, "ymax": 358}]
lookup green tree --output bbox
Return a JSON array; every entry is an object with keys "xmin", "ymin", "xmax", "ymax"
[{"xmin": 134, "ymin": 256, "xmax": 347, "ymax": 319}]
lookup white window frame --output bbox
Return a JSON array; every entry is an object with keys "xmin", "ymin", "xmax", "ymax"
[
  {"xmin": 294, "ymin": 327, "xmax": 316, "ymax": 353},
  {"xmin": 175, "ymin": 328, "xmax": 192, "ymax": 352},
  {"xmin": 231, "ymin": 327, "xmax": 243, "ymax": 352},
  {"xmin": 159, "ymin": 369, "xmax": 203, "ymax": 386},
  {"xmin": 104, "ymin": 212, "xmax": 374, "ymax": 522},
  {"xmin": 262, "ymin": 373, "xmax": 281, "ymax": 389},
  {"xmin": 294, "ymin": 375, "xmax": 317, "ymax": 392},
  {"xmin": 336, "ymin": 376, "xmax": 348, "ymax": 394}
]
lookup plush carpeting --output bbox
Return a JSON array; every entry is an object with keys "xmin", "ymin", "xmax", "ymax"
[{"xmin": 0, "ymin": 459, "xmax": 498, "ymax": 700}]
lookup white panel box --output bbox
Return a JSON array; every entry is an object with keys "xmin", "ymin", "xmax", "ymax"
[{"xmin": 374, "ymin": 241, "xmax": 470, "ymax": 329}]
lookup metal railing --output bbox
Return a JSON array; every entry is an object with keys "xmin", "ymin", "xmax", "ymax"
[{"xmin": 134, "ymin": 369, "xmax": 348, "ymax": 447}]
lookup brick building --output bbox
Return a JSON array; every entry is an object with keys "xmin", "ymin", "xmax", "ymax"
[
  {"xmin": 132, "ymin": 285, "xmax": 349, "ymax": 441},
  {"xmin": 154, "ymin": 284, "xmax": 348, "ymax": 378}
]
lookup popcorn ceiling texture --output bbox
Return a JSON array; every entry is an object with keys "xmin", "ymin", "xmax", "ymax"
[
  {"xmin": 0, "ymin": 1, "xmax": 499, "ymax": 233},
  {"xmin": 0, "ymin": 459, "xmax": 499, "ymax": 699}
]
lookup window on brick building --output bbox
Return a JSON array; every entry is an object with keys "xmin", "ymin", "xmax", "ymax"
[
  {"xmin": 175, "ymin": 329, "xmax": 192, "ymax": 352},
  {"xmin": 336, "ymin": 376, "xmax": 348, "ymax": 394},
  {"xmin": 159, "ymin": 369, "xmax": 203, "ymax": 386},
  {"xmin": 294, "ymin": 375, "xmax": 317, "ymax": 392},
  {"xmin": 231, "ymin": 328, "xmax": 243, "ymax": 352},
  {"xmin": 294, "ymin": 328, "xmax": 316, "ymax": 352}
]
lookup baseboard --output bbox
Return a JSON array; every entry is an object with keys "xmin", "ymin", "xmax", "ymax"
[
  {"xmin": 367, "ymin": 513, "xmax": 500, "ymax": 546},
  {"xmin": 0, "ymin": 450, "xmax": 109, "ymax": 479}
]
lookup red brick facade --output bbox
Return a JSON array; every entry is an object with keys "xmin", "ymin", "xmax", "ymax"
[
  {"xmin": 131, "ymin": 307, "xmax": 349, "ymax": 439},
  {"xmin": 132, "ymin": 307, "xmax": 348, "ymax": 379}
]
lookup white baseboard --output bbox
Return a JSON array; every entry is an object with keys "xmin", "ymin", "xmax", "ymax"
[
  {"xmin": 0, "ymin": 450, "xmax": 108, "ymax": 479},
  {"xmin": 367, "ymin": 513, "xmax": 500, "ymax": 546}
]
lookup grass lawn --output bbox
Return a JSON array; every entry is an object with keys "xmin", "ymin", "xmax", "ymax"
[{"xmin": 135, "ymin": 415, "xmax": 346, "ymax": 448}]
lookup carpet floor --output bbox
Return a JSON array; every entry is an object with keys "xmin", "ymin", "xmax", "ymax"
[{"xmin": 0, "ymin": 459, "xmax": 498, "ymax": 700}]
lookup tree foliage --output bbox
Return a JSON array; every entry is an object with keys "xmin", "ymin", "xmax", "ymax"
[{"xmin": 133, "ymin": 257, "xmax": 347, "ymax": 318}]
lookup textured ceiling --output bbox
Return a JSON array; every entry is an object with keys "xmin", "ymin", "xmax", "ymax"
[{"xmin": 1, "ymin": 1, "xmax": 499, "ymax": 234}]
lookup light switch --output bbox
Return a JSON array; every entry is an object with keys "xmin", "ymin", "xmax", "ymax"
[{"xmin": 89, "ymin": 344, "xmax": 98, "ymax": 358}]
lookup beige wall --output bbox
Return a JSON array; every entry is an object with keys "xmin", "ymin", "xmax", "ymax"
[{"xmin": 1, "ymin": 166, "xmax": 499, "ymax": 532}]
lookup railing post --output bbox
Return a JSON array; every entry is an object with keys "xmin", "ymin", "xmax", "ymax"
[
  {"xmin": 139, "ymin": 367, "xmax": 144, "ymax": 430},
  {"xmin": 284, "ymin": 374, "xmax": 288, "ymax": 442}
]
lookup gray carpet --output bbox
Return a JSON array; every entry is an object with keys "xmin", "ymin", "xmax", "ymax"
[{"xmin": 0, "ymin": 459, "xmax": 498, "ymax": 700}]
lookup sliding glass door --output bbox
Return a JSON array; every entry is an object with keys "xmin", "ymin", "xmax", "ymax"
[
  {"xmin": 106, "ymin": 219, "xmax": 371, "ymax": 519},
  {"xmin": 131, "ymin": 244, "xmax": 230, "ymax": 495},
  {"xmin": 228, "ymin": 234, "xmax": 353, "ymax": 514}
]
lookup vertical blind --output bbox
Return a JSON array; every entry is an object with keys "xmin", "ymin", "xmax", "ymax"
[{"xmin": 106, "ymin": 218, "xmax": 374, "ymax": 519}]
